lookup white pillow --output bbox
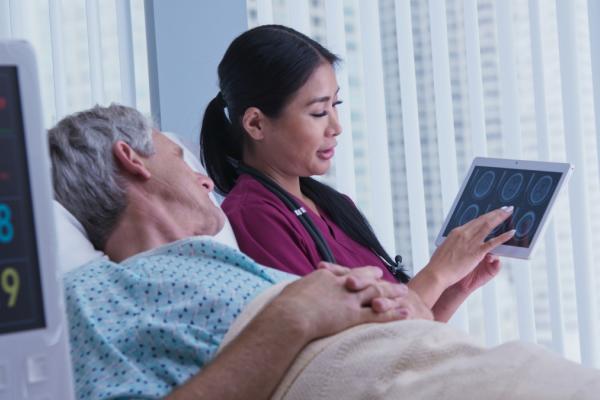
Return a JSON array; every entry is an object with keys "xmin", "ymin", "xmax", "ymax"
[
  {"xmin": 54, "ymin": 200, "xmax": 106, "ymax": 273},
  {"xmin": 54, "ymin": 131, "xmax": 239, "ymax": 273}
]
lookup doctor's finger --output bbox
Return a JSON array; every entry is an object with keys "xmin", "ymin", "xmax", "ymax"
[
  {"xmin": 483, "ymin": 229, "xmax": 516, "ymax": 253},
  {"xmin": 473, "ymin": 206, "xmax": 514, "ymax": 239}
]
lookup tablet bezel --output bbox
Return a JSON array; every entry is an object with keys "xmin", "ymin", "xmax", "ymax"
[{"xmin": 434, "ymin": 157, "xmax": 573, "ymax": 259}]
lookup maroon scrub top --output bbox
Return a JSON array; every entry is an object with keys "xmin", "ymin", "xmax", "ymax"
[{"xmin": 222, "ymin": 174, "xmax": 397, "ymax": 282}]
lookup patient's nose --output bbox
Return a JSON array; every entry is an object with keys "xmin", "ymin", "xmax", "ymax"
[{"xmin": 197, "ymin": 173, "xmax": 215, "ymax": 191}]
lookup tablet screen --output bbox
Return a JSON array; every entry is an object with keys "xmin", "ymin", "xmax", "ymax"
[{"xmin": 442, "ymin": 166, "xmax": 562, "ymax": 248}]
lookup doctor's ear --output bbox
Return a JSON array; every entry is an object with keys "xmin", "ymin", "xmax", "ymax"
[
  {"xmin": 242, "ymin": 107, "xmax": 267, "ymax": 141},
  {"xmin": 112, "ymin": 140, "xmax": 152, "ymax": 180}
]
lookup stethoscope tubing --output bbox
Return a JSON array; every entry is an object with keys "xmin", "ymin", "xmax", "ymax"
[
  {"xmin": 235, "ymin": 162, "xmax": 406, "ymax": 282},
  {"xmin": 237, "ymin": 163, "xmax": 336, "ymax": 263}
]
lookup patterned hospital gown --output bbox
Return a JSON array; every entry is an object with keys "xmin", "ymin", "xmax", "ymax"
[{"xmin": 64, "ymin": 237, "xmax": 295, "ymax": 399}]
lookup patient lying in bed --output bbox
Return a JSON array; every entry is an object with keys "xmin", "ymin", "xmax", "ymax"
[{"xmin": 51, "ymin": 105, "xmax": 599, "ymax": 400}]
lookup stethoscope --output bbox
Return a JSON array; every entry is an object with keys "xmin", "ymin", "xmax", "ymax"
[
  {"xmin": 234, "ymin": 161, "xmax": 406, "ymax": 281},
  {"xmin": 236, "ymin": 162, "xmax": 336, "ymax": 263}
]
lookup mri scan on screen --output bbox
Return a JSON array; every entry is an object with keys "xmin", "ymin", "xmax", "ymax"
[{"xmin": 436, "ymin": 158, "xmax": 572, "ymax": 259}]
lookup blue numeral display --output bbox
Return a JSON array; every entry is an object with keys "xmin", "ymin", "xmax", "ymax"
[{"xmin": 0, "ymin": 203, "xmax": 14, "ymax": 244}]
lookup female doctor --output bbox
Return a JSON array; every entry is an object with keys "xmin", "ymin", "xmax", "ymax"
[{"xmin": 200, "ymin": 25, "xmax": 515, "ymax": 321}]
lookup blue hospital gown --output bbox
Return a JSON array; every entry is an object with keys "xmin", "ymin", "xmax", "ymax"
[{"xmin": 64, "ymin": 237, "xmax": 295, "ymax": 399}]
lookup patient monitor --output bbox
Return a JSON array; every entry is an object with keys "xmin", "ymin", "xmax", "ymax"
[{"xmin": 0, "ymin": 40, "xmax": 74, "ymax": 399}]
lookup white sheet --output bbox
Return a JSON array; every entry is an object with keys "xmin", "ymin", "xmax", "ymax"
[{"xmin": 221, "ymin": 283, "xmax": 600, "ymax": 400}]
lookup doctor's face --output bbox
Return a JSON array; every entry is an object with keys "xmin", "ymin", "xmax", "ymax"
[
  {"xmin": 254, "ymin": 62, "xmax": 342, "ymax": 178},
  {"xmin": 146, "ymin": 133, "xmax": 225, "ymax": 236}
]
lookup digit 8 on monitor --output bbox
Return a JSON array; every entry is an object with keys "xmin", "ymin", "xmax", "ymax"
[{"xmin": 0, "ymin": 203, "xmax": 14, "ymax": 243}]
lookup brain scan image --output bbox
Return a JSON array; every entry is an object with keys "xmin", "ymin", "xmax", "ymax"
[
  {"xmin": 443, "ymin": 166, "xmax": 562, "ymax": 248},
  {"xmin": 501, "ymin": 173, "xmax": 524, "ymax": 202},
  {"xmin": 514, "ymin": 210, "xmax": 536, "ymax": 240},
  {"xmin": 529, "ymin": 175, "xmax": 553, "ymax": 206},
  {"xmin": 473, "ymin": 170, "xmax": 496, "ymax": 199}
]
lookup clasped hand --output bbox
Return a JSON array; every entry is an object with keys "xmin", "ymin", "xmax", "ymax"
[{"xmin": 273, "ymin": 262, "xmax": 432, "ymax": 341}]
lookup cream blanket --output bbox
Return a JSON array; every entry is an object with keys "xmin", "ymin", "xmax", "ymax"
[{"xmin": 221, "ymin": 283, "xmax": 600, "ymax": 399}]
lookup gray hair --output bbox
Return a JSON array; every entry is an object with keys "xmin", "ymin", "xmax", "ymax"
[{"xmin": 48, "ymin": 104, "xmax": 155, "ymax": 250}]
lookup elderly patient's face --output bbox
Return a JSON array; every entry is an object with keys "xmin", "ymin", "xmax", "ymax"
[{"xmin": 145, "ymin": 132, "xmax": 225, "ymax": 236}]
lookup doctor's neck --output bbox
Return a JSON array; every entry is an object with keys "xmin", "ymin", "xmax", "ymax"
[{"xmin": 243, "ymin": 157, "xmax": 304, "ymax": 200}]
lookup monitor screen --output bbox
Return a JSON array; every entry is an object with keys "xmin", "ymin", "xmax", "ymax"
[
  {"xmin": 0, "ymin": 66, "xmax": 46, "ymax": 334},
  {"xmin": 442, "ymin": 166, "xmax": 562, "ymax": 248}
]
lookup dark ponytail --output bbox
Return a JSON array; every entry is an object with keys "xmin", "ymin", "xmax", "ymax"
[
  {"xmin": 300, "ymin": 178, "xmax": 410, "ymax": 283},
  {"xmin": 200, "ymin": 93, "xmax": 242, "ymax": 195}
]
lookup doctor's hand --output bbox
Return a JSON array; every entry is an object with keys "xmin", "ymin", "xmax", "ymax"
[
  {"xmin": 425, "ymin": 206, "xmax": 515, "ymax": 289},
  {"xmin": 429, "ymin": 253, "xmax": 502, "ymax": 322},
  {"xmin": 453, "ymin": 253, "xmax": 501, "ymax": 294},
  {"xmin": 407, "ymin": 206, "xmax": 514, "ymax": 313}
]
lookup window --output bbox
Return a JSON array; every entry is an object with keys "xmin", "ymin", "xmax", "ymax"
[
  {"xmin": 1, "ymin": 0, "xmax": 150, "ymax": 127},
  {"xmin": 247, "ymin": 0, "xmax": 600, "ymax": 367}
]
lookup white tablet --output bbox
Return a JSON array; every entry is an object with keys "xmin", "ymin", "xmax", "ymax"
[
  {"xmin": 435, "ymin": 157, "xmax": 573, "ymax": 259},
  {"xmin": 0, "ymin": 40, "xmax": 75, "ymax": 399}
]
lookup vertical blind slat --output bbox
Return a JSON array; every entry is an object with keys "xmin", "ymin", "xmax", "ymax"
[
  {"xmin": 0, "ymin": 0, "xmax": 11, "ymax": 38},
  {"xmin": 429, "ymin": 0, "xmax": 458, "ymax": 213},
  {"xmin": 464, "ymin": 0, "xmax": 501, "ymax": 346},
  {"xmin": 325, "ymin": 0, "xmax": 357, "ymax": 200},
  {"xmin": 358, "ymin": 0, "xmax": 397, "ymax": 257},
  {"xmin": 528, "ymin": 0, "xmax": 565, "ymax": 355},
  {"xmin": 86, "ymin": 0, "xmax": 105, "ymax": 105},
  {"xmin": 393, "ymin": 0, "xmax": 429, "ymax": 271},
  {"xmin": 428, "ymin": 0, "xmax": 468, "ymax": 331},
  {"xmin": 464, "ymin": 0, "xmax": 488, "ymax": 155},
  {"xmin": 555, "ymin": 0, "xmax": 599, "ymax": 367},
  {"xmin": 49, "ymin": 0, "xmax": 68, "ymax": 120},
  {"xmin": 495, "ymin": 0, "xmax": 536, "ymax": 343},
  {"xmin": 285, "ymin": 0, "xmax": 310, "ymax": 36},
  {"xmin": 116, "ymin": 0, "xmax": 137, "ymax": 108},
  {"xmin": 256, "ymin": 0, "xmax": 274, "ymax": 26},
  {"xmin": 590, "ymin": 0, "xmax": 600, "ymax": 194}
]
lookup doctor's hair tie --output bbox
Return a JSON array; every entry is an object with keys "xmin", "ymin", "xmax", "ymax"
[{"xmin": 215, "ymin": 91, "xmax": 231, "ymax": 123}]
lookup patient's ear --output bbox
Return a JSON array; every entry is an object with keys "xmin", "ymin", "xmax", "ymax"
[
  {"xmin": 242, "ymin": 107, "xmax": 266, "ymax": 141},
  {"xmin": 112, "ymin": 141, "xmax": 151, "ymax": 180}
]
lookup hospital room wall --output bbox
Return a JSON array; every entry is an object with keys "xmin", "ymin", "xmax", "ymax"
[{"xmin": 144, "ymin": 0, "xmax": 248, "ymax": 148}]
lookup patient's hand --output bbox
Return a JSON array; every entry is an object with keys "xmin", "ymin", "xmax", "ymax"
[
  {"xmin": 372, "ymin": 289, "xmax": 434, "ymax": 320},
  {"xmin": 318, "ymin": 262, "xmax": 433, "ymax": 321},
  {"xmin": 272, "ymin": 264, "xmax": 411, "ymax": 341}
]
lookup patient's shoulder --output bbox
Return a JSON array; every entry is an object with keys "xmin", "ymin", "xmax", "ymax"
[{"xmin": 63, "ymin": 257, "xmax": 115, "ymax": 285}]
